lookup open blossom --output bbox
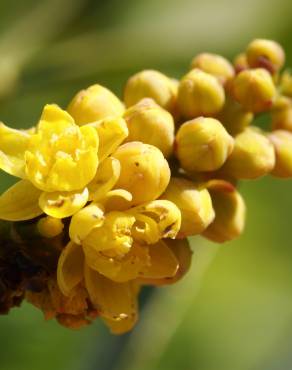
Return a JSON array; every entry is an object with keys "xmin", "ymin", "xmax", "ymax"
[{"xmin": 0, "ymin": 38, "xmax": 291, "ymax": 334}]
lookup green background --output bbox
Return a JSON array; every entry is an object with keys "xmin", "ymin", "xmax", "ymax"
[{"xmin": 0, "ymin": 1, "xmax": 292, "ymax": 369}]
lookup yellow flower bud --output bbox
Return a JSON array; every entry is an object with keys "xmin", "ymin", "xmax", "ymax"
[
  {"xmin": 232, "ymin": 68, "xmax": 276, "ymax": 113},
  {"xmin": 217, "ymin": 94, "xmax": 254, "ymax": 136},
  {"xmin": 124, "ymin": 98, "xmax": 175, "ymax": 157},
  {"xmin": 190, "ymin": 53, "xmax": 235, "ymax": 85},
  {"xmin": 279, "ymin": 71, "xmax": 292, "ymax": 97},
  {"xmin": 161, "ymin": 177, "xmax": 215, "ymax": 238},
  {"xmin": 37, "ymin": 216, "xmax": 64, "ymax": 238},
  {"xmin": 246, "ymin": 39, "xmax": 285, "ymax": 74},
  {"xmin": 177, "ymin": 69, "xmax": 225, "ymax": 118},
  {"xmin": 271, "ymin": 104, "xmax": 292, "ymax": 132},
  {"xmin": 233, "ymin": 53, "xmax": 249, "ymax": 73},
  {"xmin": 203, "ymin": 180, "xmax": 246, "ymax": 243},
  {"xmin": 123, "ymin": 70, "xmax": 177, "ymax": 114},
  {"xmin": 222, "ymin": 127, "xmax": 275, "ymax": 179},
  {"xmin": 67, "ymin": 84, "xmax": 125, "ymax": 125},
  {"xmin": 113, "ymin": 142, "xmax": 170, "ymax": 205},
  {"xmin": 175, "ymin": 117, "xmax": 234, "ymax": 172},
  {"xmin": 268, "ymin": 130, "xmax": 292, "ymax": 178}
]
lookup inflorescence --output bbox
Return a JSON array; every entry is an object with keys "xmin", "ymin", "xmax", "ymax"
[{"xmin": 0, "ymin": 38, "xmax": 291, "ymax": 333}]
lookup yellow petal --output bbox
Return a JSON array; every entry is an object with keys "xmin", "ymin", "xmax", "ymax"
[
  {"xmin": 0, "ymin": 122, "xmax": 29, "ymax": 178},
  {"xmin": 88, "ymin": 157, "xmax": 120, "ymax": 201},
  {"xmin": 89, "ymin": 117, "xmax": 128, "ymax": 162},
  {"xmin": 83, "ymin": 211, "xmax": 135, "ymax": 256},
  {"xmin": 140, "ymin": 240, "xmax": 178, "ymax": 279},
  {"xmin": 139, "ymin": 238, "xmax": 192, "ymax": 286},
  {"xmin": 69, "ymin": 203, "xmax": 105, "ymax": 244},
  {"xmin": 100, "ymin": 189, "xmax": 132, "ymax": 212},
  {"xmin": 131, "ymin": 213, "xmax": 160, "ymax": 244},
  {"xmin": 103, "ymin": 315, "xmax": 137, "ymax": 335},
  {"xmin": 39, "ymin": 188, "xmax": 89, "ymax": 218},
  {"xmin": 128, "ymin": 200, "xmax": 181, "ymax": 243},
  {"xmin": 57, "ymin": 242, "xmax": 84, "ymax": 296},
  {"xmin": 0, "ymin": 180, "xmax": 42, "ymax": 221},
  {"xmin": 39, "ymin": 104, "xmax": 75, "ymax": 124},
  {"xmin": 84, "ymin": 265, "xmax": 138, "ymax": 322},
  {"xmin": 84, "ymin": 243, "xmax": 150, "ymax": 282}
]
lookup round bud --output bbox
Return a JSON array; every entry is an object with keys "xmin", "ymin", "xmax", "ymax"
[
  {"xmin": 279, "ymin": 71, "xmax": 292, "ymax": 97},
  {"xmin": 232, "ymin": 68, "xmax": 276, "ymax": 113},
  {"xmin": 161, "ymin": 177, "xmax": 215, "ymax": 238},
  {"xmin": 271, "ymin": 104, "xmax": 292, "ymax": 132},
  {"xmin": 67, "ymin": 84, "xmax": 124, "ymax": 125},
  {"xmin": 37, "ymin": 216, "xmax": 64, "ymax": 238},
  {"xmin": 222, "ymin": 127, "xmax": 275, "ymax": 179},
  {"xmin": 124, "ymin": 98, "xmax": 175, "ymax": 157},
  {"xmin": 233, "ymin": 53, "xmax": 249, "ymax": 73},
  {"xmin": 246, "ymin": 39, "xmax": 285, "ymax": 73},
  {"xmin": 175, "ymin": 117, "xmax": 234, "ymax": 172},
  {"xmin": 203, "ymin": 180, "xmax": 246, "ymax": 243},
  {"xmin": 177, "ymin": 69, "xmax": 225, "ymax": 119},
  {"xmin": 190, "ymin": 53, "xmax": 235, "ymax": 85},
  {"xmin": 217, "ymin": 94, "xmax": 253, "ymax": 136},
  {"xmin": 113, "ymin": 142, "xmax": 170, "ymax": 206},
  {"xmin": 123, "ymin": 70, "xmax": 177, "ymax": 114},
  {"xmin": 268, "ymin": 130, "xmax": 292, "ymax": 178}
]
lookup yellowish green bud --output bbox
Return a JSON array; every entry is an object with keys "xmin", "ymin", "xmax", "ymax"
[
  {"xmin": 177, "ymin": 69, "xmax": 225, "ymax": 118},
  {"xmin": 279, "ymin": 71, "xmax": 292, "ymax": 97},
  {"xmin": 232, "ymin": 68, "xmax": 276, "ymax": 113},
  {"xmin": 67, "ymin": 84, "xmax": 125, "ymax": 125},
  {"xmin": 113, "ymin": 142, "xmax": 170, "ymax": 205},
  {"xmin": 246, "ymin": 39, "xmax": 285, "ymax": 74},
  {"xmin": 161, "ymin": 177, "xmax": 215, "ymax": 238},
  {"xmin": 175, "ymin": 117, "xmax": 234, "ymax": 172},
  {"xmin": 271, "ymin": 103, "xmax": 292, "ymax": 132},
  {"xmin": 124, "ymin": 98, "xmax": 175, "ymax": 157},
  {"xmin": 123, "ymin": 70, "xmax": 177, "ymax": 114},
  {"xmin": 203, "ymin": 180, "xmax": 246, "ymax": 243},
  {"xmin": 37, "ymin": 216, "xmax": 64, "ymax": 238},
  {"xmin": 190, "ymin": 53, "xmax": 235, "ymax": 85},
  {"xmin": 268, "ymin": 130, "xmax": 292, "ymax": 178},
  {"xmin": 222, "ymin": 127, "xmax": 275, "ymax": 179},
  {"xmin": 217, "ymin": 94, "xmax": 254, "ymax": 136},
  {"xmin": 233, "ymin": 53, "xmax": 249, "ymax": 73}
]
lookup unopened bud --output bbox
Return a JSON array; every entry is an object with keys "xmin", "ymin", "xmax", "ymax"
[
  {"xmin": 113, "ymin": 142, "xmax": 170, "ymax": 205},
  {"xmin": 222, "ymin": 127, "xmax": 275, "ymax": 179},
  {"xmin": 217, "ymin": 94, "xmax": 253, "ymax": 136},
  {"xmin": 268, "ymin": 130, "xmax": 292, "ymax": 178},
  {"xmin": 37, "ymin": 216, "xmax": 64, "ymax": 238},
  {"xmin": 124, "ymin": 98, "xmax": 175, "ymax": 157},
  {"xmin": 203, "ymin": 180, "xmax": 246, "ymax": 243},
  {"xmin": 161, "ymin": 177, "xmax": 215, "ymax": 238},
  {"xmin": 233, "ymin": 53, "xmax": 249, "ymax": 73},
  {"xmin": 246, "ymin": 39, "xmax": 285, "ymax": 74},
  {"xmin": 67, "ymin": 84, "xmax": 124, "ymax": 125},
  {"xmin": 191, "ymin": 53, "xmax": 234, "ymax": 85},
  {"xmin": 123, "ymin": 70, "xmax": 177, "ymax": 114},
  {"xmin": 232, "ymin": 68, "xmax": 276, "ymax": 113},
  {"xmin": 175, "ymin": 117, "xmax": 234, "ymax": 172},
  {"xmin": 177, "ymin": 69, "xmax": 225, "ymax": 119},
  {"xmin": 271, "ymin": 103, "xmax": 292, "ymax": 132},
  {"xmin": 279, "ymin": 71, "xmax": 292, "ymax": 97}
]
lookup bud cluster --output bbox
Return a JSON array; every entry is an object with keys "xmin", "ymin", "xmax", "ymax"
[{"xmin": 0, "ymin": 38, "xmax": 290, "ymax": 334}]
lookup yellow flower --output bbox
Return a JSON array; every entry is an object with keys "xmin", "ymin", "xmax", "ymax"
[
  {"xmin": 57, "ymin": 195, "xmax": 182, "ymax": 333},
  {"xmin": 0, "ymin": 104, "xmax": 128, "ymax": 220}
]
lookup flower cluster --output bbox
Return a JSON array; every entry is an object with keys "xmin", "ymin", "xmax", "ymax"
[{"xmin": 0, "ymin": 38, "xmax": 291, "ymax": 334}]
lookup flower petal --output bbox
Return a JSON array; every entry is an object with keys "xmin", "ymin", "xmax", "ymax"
[
  {"xmin": 84, "ymin": 265, "xmax": 138, "ymax": 322},
  {"xmin": 88, "ymin": 157, "xmax": 120, "ymax": 201},
  {"xmin": 39, "ymin": 188, "xmax": 89, "ymax": 218},
  {"xmin": 100, "ymin": 189, "xmax": 132, "ymax": 212},
  {"xmin": 141, "ymin": 240, "xmax": 178, "ymax": 279},
  {"xmin": 39, "ymin": 104, "xmax": 75, "ymax": 124},
  {"xmin": 89, "ymin": 117, "xmax": 128, "ymax": 162},
  {"xmin": 0, "ymin": 122, "xmax": 29, "ymax": 178},
  {"xmin": 0, "ymin": 180, "xmax": 42, "ymax": 221},
  {"xmin": 69, "ymin": 203, "xmax": 105, "ymax": 244},
  {"xmin": 57, "ymin": 242, "xmax": 84, "ymax": 296}
]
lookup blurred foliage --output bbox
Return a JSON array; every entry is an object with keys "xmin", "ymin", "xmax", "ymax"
[{"xmin": 1, "ymin": 0, "xmax": 292, "ymax": 369}]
